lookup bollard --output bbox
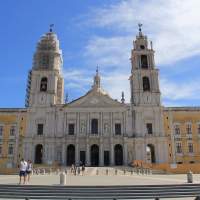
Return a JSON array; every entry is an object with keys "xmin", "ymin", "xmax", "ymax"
[
  {"xmin": 56, "ymin": 168, "xmax": 60, "ymax": 175},
  {"xmin": 96, "ymin": 169, "xmax": 99, "ymax": 175},
  {"xmin": 49, "ymin": 168, "xmax": 52, "ymax": 175},
  {"xmin": 106, "ymin": 169, "xmax": 108, "ymax": 175},
  {"xmin": 37, "ymin": 169, "xmax": 40, "ymax": 175},
  {"xmin": 60, "ymin": 172, "xmax": 66, "ymax": 185},
  {"xmin": 187, "ymin": 171, "xmax": 193, "ymax": 183},
  {"xmin": 42, "ymin": 169, "xmax": 45, "ymax": 175},
  {"xmin": 115, "ymin": 169, "xmax": 117, "ymax": 175},
  {"xmin": 141, "ymin": 168, "xmax": 144, "ymax": 175},
  {"xmin": 136, "ymin": 168, "xmax": 139, "ymax": 175},
  {"xmin": 131, "ymin": 170, "xmax": 133, "ymax": 175},
  {"xmin": 123, "ymin": 170, "xmax": 126, "ymax": 175}
]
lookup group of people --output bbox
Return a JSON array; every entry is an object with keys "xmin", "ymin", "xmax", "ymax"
[
  {"xmin": 70, "ymin": 164, "xmax": 85, "ymax": 176},
  {"xmin": 19, "ymin": 158, "xmax": 33, "ymax": 184}
]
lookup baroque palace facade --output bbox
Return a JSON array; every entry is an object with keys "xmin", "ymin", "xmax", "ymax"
[{"xmin": 0, "ymin": 27, "xmax": 200, "ymax": 173}]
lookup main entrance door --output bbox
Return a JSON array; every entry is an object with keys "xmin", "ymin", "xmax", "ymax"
[
  {"xmin": 104, "ymin": 151, "xmax": 110, "ymax": 166},
  {"xmin": 146, "ymin": 144, "xmax": 156, "ymax": 163},
  {"xmin": 90, "ymin": 144, "xmax": 99, "ymax": 166},
  {"xmin": 66, "ymin": 144, "xmax": 75, "ymax": 166},
  {"xmin": 114, "ymin": 144, "xmax": 123, "ymax": 165},
  {"xmin": 80, "ymin": 151, "xmax": 86, "ymax": 165},
  {"xmin": 35, "ymin": 144, "xmax": 43, "ymax": 164}
]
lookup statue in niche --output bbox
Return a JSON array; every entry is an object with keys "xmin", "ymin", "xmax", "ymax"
[
  {"xmin": 104, "ymin": 123, "xmax": 109, "ymax": 134},
  {"xmin": 80, "ymin": 121, "xmax": 86, "ymax": 133}
]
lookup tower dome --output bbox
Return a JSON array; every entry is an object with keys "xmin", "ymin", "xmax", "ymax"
[{"xmin": 32, "ymin": 26, "xmax": 63, "ymax": 70}]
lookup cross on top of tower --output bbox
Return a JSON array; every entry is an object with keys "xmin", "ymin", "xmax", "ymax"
[
  {"xmin": 49, "ymin": 24, "xmax": 54, "ymax": 32},
  {"xmin": 138, "ymin": 23, "xmax": 143, "ymax": 36}
]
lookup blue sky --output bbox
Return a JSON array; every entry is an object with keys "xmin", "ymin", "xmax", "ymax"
[{"xmin": 0, "ymin": 0, "xmax": 200, "ymax": 107}]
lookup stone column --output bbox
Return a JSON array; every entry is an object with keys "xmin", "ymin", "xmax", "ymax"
[
  {"xmin": 75, "ymin": 141, "xmax": 79, "ymax": 165},
  {"xmin": 86, "ymin": 140, "xmax": 90, "ymax": 166},
  {"xmin": 123, "ymin": 143, "xmax": 128, "ymax": 165},
  {"xmin": 110, "ymin": 142, "xmax": 114, "ymax": 165},
  {"xmin": 62, "ymin": 144, "xmax": 65, "ymax": 165},
  {"xmin": 100, "ymin": 141, "xmax": 104, "ymax": 166}
]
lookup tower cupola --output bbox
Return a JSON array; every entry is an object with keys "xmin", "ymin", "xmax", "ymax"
[{"xmin": 33, "ymin": 25, "xmax": 63, "ymax": 70}]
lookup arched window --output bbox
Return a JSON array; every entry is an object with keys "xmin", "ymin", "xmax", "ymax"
[
  {"xmin": 91, "ymin": 119, "xmax": 98, "ymax": 134},
  {"xmin": 40, "ymin": 77, "xmax": 48, "ymax": 92},
  {"xmin": 143, "ymin": 77, "xmax": 150, "ymax": 91},
  {"xmin": 141, "ymin": 55, "xmax": 148, "ymax": 69}
]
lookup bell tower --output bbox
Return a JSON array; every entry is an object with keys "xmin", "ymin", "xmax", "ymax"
[
  {"xmin": 25, "ymin": 26, "xmax": 64, "ymax": 107},
  {"xmin": 130, "ymin": 24, "xmax": 168, "ymax": 164},
  {"xmin": 130, "ymin": 24, "xmax": 160, "ymax": 106}
]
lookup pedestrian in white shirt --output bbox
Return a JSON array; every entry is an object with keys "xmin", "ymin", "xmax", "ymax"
[
  {"xmin": 26, "ymin": 160, "xmax": 33, "ymax": 183},
  {"xmin": 19, "ymin": 158, "xmax": 27, "ymax": 184}
]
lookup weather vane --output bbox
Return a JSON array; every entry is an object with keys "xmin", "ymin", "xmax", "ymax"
[
  {"xmin": 49, "ymin": 24, "xmax": 54, "ymax": 32},
  {"xmin": 138, "ymin": 23, "xmax": 143, "ymax": 33},
  {"xmin": 96, "ymin": 65, "xmax": 99, "ymax": 74}
]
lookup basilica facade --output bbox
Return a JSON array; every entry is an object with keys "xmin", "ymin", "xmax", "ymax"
[{"xmin": 22, "ymin": 27, "xmax": 168, "ymax": 167}]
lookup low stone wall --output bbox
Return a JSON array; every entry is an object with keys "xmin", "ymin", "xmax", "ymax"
[{"xmin": 151, "ymin": 163, "xmax": 200, "ymax": 174}]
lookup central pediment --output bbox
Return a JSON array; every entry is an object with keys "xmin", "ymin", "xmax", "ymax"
[{"xmin": 66, "ymin": 88, "xmax": 124, "ymax": 108}]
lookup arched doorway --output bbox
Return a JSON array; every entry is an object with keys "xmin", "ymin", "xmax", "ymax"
[
  {"xmin": 90, "ymin": 144, "xmax": 99, "ymax": 166},
  {"xmin": 66, "ymin": 144, "xmax": 75, "ymax": 166},
  {"xmin": 146, "ymin": 144, "xmax": 156, "ymax": 163},
  {"xmin": 35, "ymin": 144, "xmax": 43, "ymax": 164},
  {"xmin": 114, "ymin": 144, "xmax": 123, "ymax": 165}
]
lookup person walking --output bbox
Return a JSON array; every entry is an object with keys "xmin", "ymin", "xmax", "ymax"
[
  {"xmin": 81, "ymin": 165, "xmax": 85, "ymax": 176},
  {"xmin": 19, "ymin": 158, "xmax": 27, "ymax": 184},
  {"xmin": 26, "ymin": 160, "xmax": 33, "ymax": 183}
]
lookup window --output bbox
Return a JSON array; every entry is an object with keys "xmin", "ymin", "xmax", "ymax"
[
  {"xmin": 146, "ymin": 123, "xmax": 153, "ymax": 134},
  {"xmin": 143, "ymin": 77, "xmax": 150, "ymax": 91},
  {"xmin": 140, "ymin": 45, "xmax": 145, "ymax": 50},
  {"xmin": 91, "ymin": 119, "xmax": 98, "ymax": 134},
  {"xmin": 68, "ymin": 124, "xmax": 75, "ymax": 135},
  {"xmin": 10, "ymin": 126, "xmax": 16, "ymax": 136},
  {"xmin": 174, "ymin": 125, "xmax": 180, "ymax": 135},
  {"xmin": 37, "ymin": 124, "xmax": 44, "ymax": 135},
  {"xmin": 115, "ymin": 123, "xmax": 121, "ymax": 135},
  {"xmin": 176, "ymin": 143, "xmax": 182, "ymax": 153},
  {"xmin": 40, "ymin": 77, "xmax": 48, "ymax": 92},
  {"xmin": 0, "ymin": 126, "xmax": 3, "ymax": 136},
  {"xmin": 186, "ymin": 124, "xmax": 192, "ymax": 134},
  {"xmin": 198, "ymin": 124, "xmax": 200, "ymax": 134},
  {"xmin": 8, "ymin": 144, "xmax": 14, "ymax": 155},
  {"xmin": 141, "ymin": 55, "xmax": 148, "ymax": 68},
  {"xmin": 188, "ymin": 143, "xmax": 193, "ymax": 153}
]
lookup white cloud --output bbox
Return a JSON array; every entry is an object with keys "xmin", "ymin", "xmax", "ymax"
[
  {"xmin": 64, "ymin": 0, "xmax": 200, "ymax": 105},
  {"xmin": 160, "ymin": 78, "xmax": 200, "ymax": 101},
  {"xmin": 84, "ymin": 36, "xmax": 131, "ymax": 69},
  {"xmin": 86, "ymin": 0, "xmax": 200, "ymax": 65}
]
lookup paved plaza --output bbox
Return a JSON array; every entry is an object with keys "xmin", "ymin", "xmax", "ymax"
[{"xmin": 0, "ymin": 170, "xmax": 200, "ymax": 186}]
